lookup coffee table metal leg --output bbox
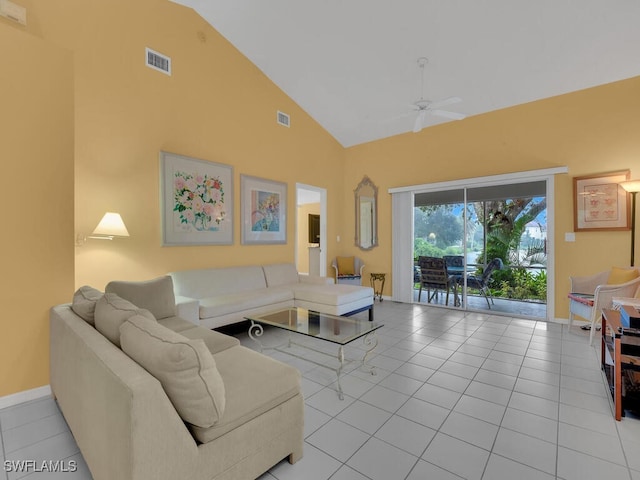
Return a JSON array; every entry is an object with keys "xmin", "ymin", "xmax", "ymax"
[
  {"xmin": 361, "ymin": 332, "xmax": 378, "ymax": 376},
  {"xmin": 248, "ymin": 320, "xmax": 265, "ymax": 352},
  {"xmin": 336, "ymin": 346, "xmax": 345, "ymax": 400}
]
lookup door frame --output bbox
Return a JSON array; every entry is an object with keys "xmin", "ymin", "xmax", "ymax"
[
  {"xmin": 296, "ymin": 183, "xmax": 327, "ymax": 276},
  {"xmin": 389, "ymin": 167, "xmax": 568, "ymax": 322}
]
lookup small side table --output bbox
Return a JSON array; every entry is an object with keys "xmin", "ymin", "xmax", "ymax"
[{"xmin": 370, "ymin": 273, "xmax": 386, "ymax": 302}]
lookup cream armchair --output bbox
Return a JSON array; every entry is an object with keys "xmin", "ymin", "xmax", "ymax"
[
  {"xmin": 568, "ymin": 268, "xmax": 640, "ymax": 345},
  {"xmin": 331, "ymin": 256, "xmax": 365, "ymax": 286}
]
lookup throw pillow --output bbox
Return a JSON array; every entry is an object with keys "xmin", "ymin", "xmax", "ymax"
[
  {"xmin": 71, "ymin": 286, "xmax": 103, "ymax": 326},
  {"xmin": 607, "ymin": 267, "xmax": 639, "ymax": 285},
  {"xmin": 120, "ymin": 315, "xmax": 225, "ymax": 428},
  {"xmin": 94, "ymin": 293, "xmax": 155, "ymax": 347},
  {"xmin": 337, "ymin": 256, "xmax": 355, "ymax": 276},
  {"xmin": 105, "ymin": 276, "xmax": 176, "ymax": 320}
]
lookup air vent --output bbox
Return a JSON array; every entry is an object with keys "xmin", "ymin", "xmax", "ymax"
[
  {"xmin": 277, "ymin": 111, "xmax": 290, "ymax": 127},
  {"xmin": 145, "ymin": 47, "xmax": 171, "ymax": 76}
]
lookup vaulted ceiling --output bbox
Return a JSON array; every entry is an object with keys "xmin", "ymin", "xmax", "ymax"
[{"xmin": 172, "ymin": 0, "xmax": 640, "ymax": 147}]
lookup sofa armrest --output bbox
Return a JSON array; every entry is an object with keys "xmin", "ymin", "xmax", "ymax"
[
  {"xmin": 570, "ymin": 270, "xmax": 610, "ymax": 294},
  {"xmin": 175, "ymin": 296, "xmax": 200, "ymax": 325},
  {"xmin": 299, "ymin": 274, "xmax": 335, "ymax": 285},
  {"xmin": 50, "ymin": 306, "xmax": 199, "ymax": 480}
]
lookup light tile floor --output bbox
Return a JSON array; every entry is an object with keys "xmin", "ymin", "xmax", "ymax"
[{"xmin": 1, "ymin": 301, "xmax": 639, "ymax": 480}]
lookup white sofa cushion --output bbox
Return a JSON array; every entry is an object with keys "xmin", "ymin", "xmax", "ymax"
[
  {"xmin": 189, "ymin": 345, "xmax": 300, "ymax": 444},
  {"xmin": 156, "ymin": 315, "xmax": 241, "ymax": 354},
  {"xmin": 199, "ymin": 288, "xmax": 293, "ymax": 319},
  {"xmin": 120, "ymin": 315, "xmax": 226, "ymax": 428},
  {"xmin": 105, "ymin": 276, "xmax": 176, "ymax": 320},
  {"xmin": 262, "ymin": 263, "xmax": 299, "ymax": 287},
  {"xmin": 71, "ymin": 285, "xmax": 103, "ymax": 326},
  {"xmin": 94, "ymin": 293, "xmax": 155, "ymax": 347},
  {"xmin": 292, "ymin": 283, "xmax": 373, "ymax": 306},
  {"xmin": 170, "ymin": 266, "xmax": 267, "ymax": 299}
]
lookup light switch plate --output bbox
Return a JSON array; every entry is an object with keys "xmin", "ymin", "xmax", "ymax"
[{"xmin": 565, "ymin": 232, "xmax": 576, "ymax": 242}]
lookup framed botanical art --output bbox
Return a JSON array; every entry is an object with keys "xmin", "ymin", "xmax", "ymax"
[
  {"xmin": 241, "ymin": 175, "xmax": 287, "ymax": 244},
  {"xmin": 573, "ymin": 170, "xmax": 630, "ymax": 232},
  {"xmin": 160, "ymin": 151, "xmax": 234, "ymax": 245}
]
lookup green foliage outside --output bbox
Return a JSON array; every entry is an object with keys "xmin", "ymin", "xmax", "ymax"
[
  {"xmin": 414, "ymin": 197, "xmax": 548, "ymax": 303},
  {"xmin": 414, "ymin": 238, "xmax": 463, "ymax": 259},
  {"xmin": 475, "ymin": 197, "xmax": 547, "ymax": 302}
]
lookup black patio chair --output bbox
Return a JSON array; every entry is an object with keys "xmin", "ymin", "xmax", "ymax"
[{"xmin": 455, "ymin": 258, "xmax": 503, "ymax": 308}]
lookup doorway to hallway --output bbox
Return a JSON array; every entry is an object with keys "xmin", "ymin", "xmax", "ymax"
[{"xmin": 296, "ymin": 184, "xmax": 327, "ymax": 276}]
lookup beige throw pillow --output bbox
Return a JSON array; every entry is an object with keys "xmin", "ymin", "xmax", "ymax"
[
  {"xmin": 105, "ymin": 276, "xmax": 176, "ymax": 320},
  {"xmin": 120, "ymin": 315, "xmax": 226, "ymax": 428},
  {"xmin": 71, "ymin": 286, "xmax": 103, "ymax": 326},
  {"xmin": 94, "ymin": 293, "xmax": 155, "ymax": 347}
]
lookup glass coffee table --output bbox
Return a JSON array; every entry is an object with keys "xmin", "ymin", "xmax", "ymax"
[{"xmin": 246, "ymin": 307, "xmax": 383, "ymax": 400}]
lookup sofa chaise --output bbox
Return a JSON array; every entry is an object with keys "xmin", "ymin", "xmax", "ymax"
[
  {"xmin": 50, "ymin": 276, "xmax": 304, "ymax": 480},
  {"xmin": 169, "ymin": 263, "xmax": 375, "ymax": 329}
]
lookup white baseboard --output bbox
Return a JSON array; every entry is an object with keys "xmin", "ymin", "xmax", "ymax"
[
  {"xmin": 553, "ymin": 317, "xmax": 590, "ymax": 326},
  {"xmin": 0, "ymin": 385, "xmax": 51, "ymax": 410}
]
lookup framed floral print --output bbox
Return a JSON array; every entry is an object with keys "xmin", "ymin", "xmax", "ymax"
[
  {"xmin": 160, "ymin": 151, "xmax": 233, "ymax": 245},
  {"xmin": 241, "ymin": 175, "xmax": 287, "ymax": 244},
  {"xmin": 573, "ymin": 170, "xmax": 630, "ymax": 232}
]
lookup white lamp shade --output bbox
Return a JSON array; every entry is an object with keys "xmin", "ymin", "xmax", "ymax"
[
  {"xmin": 620, "ymin": 180, "xmax": 640, "ymax": 193},
  {"xmin": 91, "ymin": 212, "xmax": 130, "ymax": 237}
]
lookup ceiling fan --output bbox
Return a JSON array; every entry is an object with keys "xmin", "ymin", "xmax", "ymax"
[{"xmin": 408, "ymin": 57, "xmax": 466, "ymax": 133}]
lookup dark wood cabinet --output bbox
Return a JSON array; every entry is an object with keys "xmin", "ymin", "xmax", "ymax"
[{"xmin": 601, "ymin": 309, "xmax": 640, "ymax": 420}]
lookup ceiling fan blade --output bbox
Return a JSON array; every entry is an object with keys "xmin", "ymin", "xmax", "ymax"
[
  {"xmin": 429, "ymin": 96, "xmax": 462, "ymax": 109},
  {"xmin": 431, "ymin": 109, "xmax": 466, "ymax": 120},
  {"xmin": 413, "ymin": 111, "xmax": 426, "ymax": 133}
]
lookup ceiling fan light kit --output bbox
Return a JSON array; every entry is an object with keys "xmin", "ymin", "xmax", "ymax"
[{"xmin": 409, "ymin": 57, "xmax": 466, "ymax": 133}]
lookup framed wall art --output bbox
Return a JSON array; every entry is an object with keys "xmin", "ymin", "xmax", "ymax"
[
  {"xmin": 241, "ymin": 175, "xmax": 287, "ymax": 244},
  {"xmin": 573, "ymin": 170, "xmax": 630, "ymax": 232},
  {"xmin": 160, "ymin": 151, "xmax": 234, "ymax": 245}
]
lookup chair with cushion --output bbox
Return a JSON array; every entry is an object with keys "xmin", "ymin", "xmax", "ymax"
[
  {"xmin": 331, "ymin": 256, "xmax": 365, "ymax": 286},
  {"xmin": 417, "ymin": 256, "xmax": 453, "ymax": 305},
  {"xmin": 454, "ymin": 258, "xmax": 503, "ymax": 309},
  {"xmin": 443, "ymin": 255, "xmax": 465, "ymax": 274},
  {"xmin": 568, "ymin": 267, "xmax": 640, "ymax": 345}
]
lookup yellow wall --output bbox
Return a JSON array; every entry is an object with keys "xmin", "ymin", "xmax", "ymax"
[
  {"xmin": 17, "ymin": 0, "xmax": 345, "ymax": 290},
  {"xmin": 0, "ymin": 22, "xmax": 74, "ymax": 396},
  {"xmin": 4, "ymin": 0, "xmax": 640, "ymax": 399},
  {"xmin": 344, "ymin": 76, "xmax": 640, "ymax": 316},
  {"xmin": 296, "ymin": 203, "xmax": 321, "ymax": 273}
]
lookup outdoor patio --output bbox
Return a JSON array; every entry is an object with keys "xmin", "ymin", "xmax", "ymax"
[{"xmin": 413, "ymin": 288, "xmax": 547, "ymax": 319}]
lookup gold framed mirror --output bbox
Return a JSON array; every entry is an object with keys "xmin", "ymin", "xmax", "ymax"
[{"xmin": 354, "ymin": 176, "xmax": 378, "ymax": 250}]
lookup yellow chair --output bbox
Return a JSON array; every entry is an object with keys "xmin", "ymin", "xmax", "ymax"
[{"xmin": 331, "ymin": 256, "xmax": 365, "ymax": 286}]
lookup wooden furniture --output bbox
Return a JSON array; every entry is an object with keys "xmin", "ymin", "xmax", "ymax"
[
  {"xmin": 601, "ymin": 309, "xmax": 640, "ymax": 420},
  {"xmin": 417, "ymin": 256, "xmax": 453, "ymax": 305}
]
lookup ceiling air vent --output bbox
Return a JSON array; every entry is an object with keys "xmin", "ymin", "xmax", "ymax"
[
  {"xmin": 277, "ymin": 111, "xmax": 290, "ymax": 128},
  {"xmin": 145, "ymin": 47, "xmax": 171, "ymax": 76}
]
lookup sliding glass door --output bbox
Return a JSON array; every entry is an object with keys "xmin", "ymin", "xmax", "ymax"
[{"xmin": 413, "ymin": 181, "xmax": 548, "ymax": 319}]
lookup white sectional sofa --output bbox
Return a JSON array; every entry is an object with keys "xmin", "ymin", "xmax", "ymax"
[{"xmin": 169, "ymin": 263, "xmax": 375, "ymax": 329}]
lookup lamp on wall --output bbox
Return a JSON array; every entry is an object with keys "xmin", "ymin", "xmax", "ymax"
[
  {"xmin": 76, "ymin": 212, "xmax": 130, "ymax": 246},
  {"xmin": 620, "ymin": 180, "xmax": 640, "ymax": 266}
]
